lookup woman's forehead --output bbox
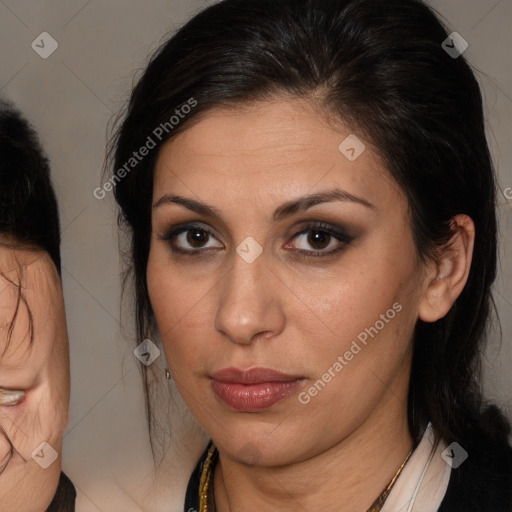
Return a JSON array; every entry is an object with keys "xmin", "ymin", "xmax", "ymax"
[{"xmin": 153, "ymin": 99, "xmax": 406, "ymax": 219}]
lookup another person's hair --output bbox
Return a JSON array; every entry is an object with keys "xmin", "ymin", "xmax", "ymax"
[
  {"xmin": 108, "ymin": 0, "xmax": 511, "ymax": 459},
  {"xmin": 0, "ymin": 101, "xmax": 61, "ymax": 273}
]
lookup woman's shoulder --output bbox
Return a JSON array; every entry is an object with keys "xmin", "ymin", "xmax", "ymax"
[{"xmin": 438, "ymin": 425, "xmax": 512, "ymax": 512}]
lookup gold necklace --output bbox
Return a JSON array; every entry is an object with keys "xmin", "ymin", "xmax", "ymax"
[
  {"xmin": 198, "ymin": 443, "xmax": 218, "ymax": 511},
  {"xmin": 366, "ymin": 447, "xmax": 413, "ymax": 511},
  {"xmin": 198, "ymin": 444, "xmax": 413, "ymax": 512}
]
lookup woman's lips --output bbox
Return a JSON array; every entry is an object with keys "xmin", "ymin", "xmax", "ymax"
[{"xmin": 210, "ymin": 367, "xmax": 305, "ymax": 411}]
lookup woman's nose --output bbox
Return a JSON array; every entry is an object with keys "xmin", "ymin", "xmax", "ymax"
[{"xmin": 214, "ymin": 245, "xmax": 286, "ymax": 346}]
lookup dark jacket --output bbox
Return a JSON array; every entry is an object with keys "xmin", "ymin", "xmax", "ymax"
[{"xmin": 438, "ymin": 429, "xmax": 512, "ymax": 512}]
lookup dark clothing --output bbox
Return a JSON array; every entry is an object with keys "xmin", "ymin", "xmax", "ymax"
[
  {"xmin": 46, "ymin": 472, "xmax": 76, "ymax": 512},
  {"xmin": 438, "ymin": 432, "xmax": 512, "ymax": 512},
  {"xmin": 185, "ymin": 441, "xmax": 216, "ymax": 511}
]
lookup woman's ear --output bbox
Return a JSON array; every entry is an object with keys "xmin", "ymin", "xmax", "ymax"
[{"xmin": 418, "ymin": 214, "xmax": 475, "ymax": 323}]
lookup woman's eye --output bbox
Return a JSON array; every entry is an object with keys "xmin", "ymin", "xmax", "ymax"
[
  {"xmin": 290, "ymin": 229, "xmax": 338, "ymax": 252},
  {"xmin": 286, "ymin": 223, "xmax": 352, "ymax": 257},
  {"xmin": 160, "ymin": 224, "xmax": 223, "ymax": 254}
]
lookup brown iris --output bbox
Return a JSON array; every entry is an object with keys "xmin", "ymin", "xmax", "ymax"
[
  {"xmin": 307, "ymin": 230, "xmax": 331, "ymax": 250},
  {"xmin": 187, "ymin": 229, "xmax": 210, "ymax": 248}
]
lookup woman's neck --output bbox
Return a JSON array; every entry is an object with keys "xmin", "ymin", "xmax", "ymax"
[{"xmin": 213, "ymin": 401, "xmax": 414, "ymax": 512}]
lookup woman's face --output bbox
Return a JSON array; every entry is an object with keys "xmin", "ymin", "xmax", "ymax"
[
  {"xmin": 0, "ymin": 246, "xmax": 70, "ymax": 510},
  {"xmin": 147, "ymin": 98, "xmax": 433, "ymax": 466}
]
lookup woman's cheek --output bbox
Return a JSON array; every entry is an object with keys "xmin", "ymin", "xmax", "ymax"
[
  {"xmin": 0, "ymin": 406, "xmax": 30, "ymax": 461},
  {"xmin": 0, "ymin": 389, "xmax": 61, "ymax": 463},
  {"xmin": 0, "ymin": 427, "xmax": 12, "ymax": 472}
]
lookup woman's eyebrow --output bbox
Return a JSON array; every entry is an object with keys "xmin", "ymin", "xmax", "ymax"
[{"xmin": 152, "ymin": 187, "xmax": 376, "ymax": 223}]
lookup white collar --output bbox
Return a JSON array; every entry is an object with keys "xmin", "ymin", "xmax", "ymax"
[{"xmin": 381, "ymin": 422, "xmax": 452, "ymax": 512}]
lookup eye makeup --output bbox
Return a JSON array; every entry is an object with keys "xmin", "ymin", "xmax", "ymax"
[{"xmin": 157, "ymin": 218, "xmax": 358, "ymax": 260}]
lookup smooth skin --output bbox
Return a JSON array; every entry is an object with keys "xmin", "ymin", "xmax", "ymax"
[
  {"xmin": 147, "ymin": 97, "xmax": 474, "ymax": 512},
  {"xmin": 0, "ymin": 245, "xmax": 70, "ymax": 511}
]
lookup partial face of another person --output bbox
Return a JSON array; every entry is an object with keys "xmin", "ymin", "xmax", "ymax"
[
  {"xmin": 147, "ymin": 98, "xmax": 434, "ymax": 466},
  {"xmin": 0, "ymin": 245, "xmax": 70, "ymax": 511}
]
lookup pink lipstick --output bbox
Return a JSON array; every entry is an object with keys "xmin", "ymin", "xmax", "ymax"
[{"xmin": 210, "ymin": 367, "xmax": 305, "ymax": 412}]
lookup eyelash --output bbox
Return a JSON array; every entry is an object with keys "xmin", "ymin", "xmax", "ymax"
[{"xmin": 158, "ymin": 221, "xmax": 353, "ymax": 259}]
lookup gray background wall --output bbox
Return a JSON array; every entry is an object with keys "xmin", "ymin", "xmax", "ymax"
[{"xmin": 0, "ymin": 1, "xmax": 510, "ymax": 510}]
